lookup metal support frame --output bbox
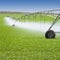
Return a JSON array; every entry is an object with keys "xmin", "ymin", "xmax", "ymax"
[{"xmin": 48, "ymin": 14, "xmax": 60, "ymax": 30}]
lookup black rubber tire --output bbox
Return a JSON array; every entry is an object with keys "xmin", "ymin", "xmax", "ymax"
[{"xmin": 45, "ymin": 30, "xmax": 56, "ymax": 38}]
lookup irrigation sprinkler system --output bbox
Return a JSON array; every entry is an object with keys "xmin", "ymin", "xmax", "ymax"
[
  {"xmin": 7, "ymin": 9, "xmax": 60, "ymax": 39},
  {"xmin": 20, "ymin": 9, "xmax": 60, "ymax": 38}
]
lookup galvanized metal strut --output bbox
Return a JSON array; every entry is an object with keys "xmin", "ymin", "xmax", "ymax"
[{"xmin": 48, "ymin": 14, "xmax": 60, "ymax": 30}]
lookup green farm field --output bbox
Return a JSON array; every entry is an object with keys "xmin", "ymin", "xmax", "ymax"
[{"xmin": 0, "ymin": 13, "xmax": 60, "ymax": 60}]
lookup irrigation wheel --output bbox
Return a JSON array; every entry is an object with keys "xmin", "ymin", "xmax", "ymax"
[{"xmin": 45, "ymin": 30, "xmax": 56, "ymax": 38}]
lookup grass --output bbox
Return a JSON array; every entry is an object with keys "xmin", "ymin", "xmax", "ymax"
[{"xmin": 0, "ymin": 13, "xmax": 60, "ymax": 60}]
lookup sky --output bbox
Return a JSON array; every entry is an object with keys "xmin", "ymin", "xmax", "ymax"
[{"xmin": 0, "ymin": 0, "xmax": 60, "ymax": 12}]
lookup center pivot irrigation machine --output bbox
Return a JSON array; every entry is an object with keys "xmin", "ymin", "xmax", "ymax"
[
  {"xmin": 20, "ymin": 9, "xmax": 60, "ymax": 39},
  {"xmin": 11, "ymin": 9, "xmax": 60, "ymax": 39}
]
